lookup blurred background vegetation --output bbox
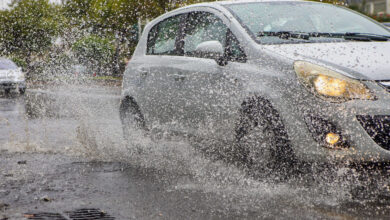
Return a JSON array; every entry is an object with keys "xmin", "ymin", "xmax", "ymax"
[{"xmin": 0, "ymin": 0, "xmax": 388, "ymax": 80}]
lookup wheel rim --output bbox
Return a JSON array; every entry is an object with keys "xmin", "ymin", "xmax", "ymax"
[{"xmin": 240, "ymin": 125, "xmax": 276, "ymax": 170}]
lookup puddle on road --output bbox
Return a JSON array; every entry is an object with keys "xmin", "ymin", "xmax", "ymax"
[{"xmin": 1, "ymin": 85, "xmax": 390, "ymax": 218}]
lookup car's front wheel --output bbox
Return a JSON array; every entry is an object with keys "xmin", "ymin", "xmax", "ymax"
[{"xmin": 232, "ymin": 97, "xmax": 296, "ymax": 179}]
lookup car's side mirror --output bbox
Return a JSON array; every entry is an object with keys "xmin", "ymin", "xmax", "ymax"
[{"xmin": 195, "ymin": 41, "xmax": 227, "ymax": 66}]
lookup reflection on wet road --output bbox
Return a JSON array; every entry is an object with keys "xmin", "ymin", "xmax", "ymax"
[
  {"xmin": 0, "ymin": 94, "xmax": 78, "ymax": 153},
  {"xmin": 1, "ymin": 86, "xmax": 390, "ymax": 219}
]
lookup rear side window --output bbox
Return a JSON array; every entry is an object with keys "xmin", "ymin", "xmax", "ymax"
[
  {"xmin": 147, "ymin": 15, "xmax": 183, "ymax": 55},
  {"xmin": 0, "ymin": 59, "xmax": 18, "ymax": 70}
]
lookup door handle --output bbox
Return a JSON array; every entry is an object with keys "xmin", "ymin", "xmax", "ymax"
[
  {"xmin": 173, "ymin": 74, "xmax": 186, "ymax": 82},
  {"xmin": 140, "ymin": 71, "xmax": 148, "ymax": 77},
  {"xmin": 230, "ymin": 78, "xmax": 239, "ymax": 84},
  {"xmin": 139, "ymin": 71, "xmax": 148, "ymax": 81},
  {"xmin": 223, "ymin": 74, "xmax": 239, "ymax": 85},
  {"xmin": 135, "ymin": 70, "xmax": 148, "ymax": 85}
]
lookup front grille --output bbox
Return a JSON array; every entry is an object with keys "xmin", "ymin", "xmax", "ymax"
[
  {"xmin": 357, "ymin": 115, "xmax": 390, "ymax": 150},
  {"xmin": 379, "ymin": 81, "xmax": 390, "ymax": 92}
]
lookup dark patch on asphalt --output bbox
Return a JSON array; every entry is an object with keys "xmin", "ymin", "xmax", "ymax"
[
  {"xmin": 24, "ymin": 212, "xmax": 66, "ymax": 220},
  {"xmin": 24, "ymin": 208, "xmax": 114, "ymax": 220}
]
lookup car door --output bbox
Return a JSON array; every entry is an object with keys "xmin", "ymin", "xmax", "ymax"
[
  {"xmin": 133, "ymin": 14, "xmax": 187, "ymax": 129},
  {"xmin": 173, "ymin": 11, "xmax": 248, "ymax": 141}
]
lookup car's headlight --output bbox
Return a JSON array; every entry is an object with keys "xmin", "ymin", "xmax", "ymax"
[{"xmin": 294, "ymin": 61, "xmax": 374, "ymax": 102}]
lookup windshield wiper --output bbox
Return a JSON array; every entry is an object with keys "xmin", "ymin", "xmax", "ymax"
[
  {"xmin": 258, "ymin": 31, "xmax": 310, "ymax": 40},
  {"xmin": 258, "ymin": 31, "xmax": 390, "ymax": 41},
  {"xmin": 309, "ymin": 32, "xmax": 390, "ymax": 41}
]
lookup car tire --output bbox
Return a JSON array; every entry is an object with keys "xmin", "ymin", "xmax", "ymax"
[
  {"xmin": 19, "ymin": 88, "xmax": 26, "ymax": 94},
  {"xmin": 232, "ymin": 97, "xmax": 296, "ymax": 179},
  {"xmin": 119, "ymin": 97, "xmax": 147, "ymax": 142}
]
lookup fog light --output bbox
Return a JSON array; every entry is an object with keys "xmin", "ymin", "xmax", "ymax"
[{"xmin": 325, "ymin": 133, "xmax": 340, "ymax": 145}]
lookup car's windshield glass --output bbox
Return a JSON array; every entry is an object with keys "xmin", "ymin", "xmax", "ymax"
[
  {"xmin": 225, "ymin": 2, "xmax": 390, "ymax": 44},
  {"xmin": 0, "ymin": 59, "xmax": 18, "ymax": 70}
]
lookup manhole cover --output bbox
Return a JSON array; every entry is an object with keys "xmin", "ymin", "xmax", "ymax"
[
  {"xmin": 24, "ymin": 208, "xmax": 114, "ymax": 220},
  {"xmin": 65, "ymin": 208, "xmax": 114, "ymax": 220}
]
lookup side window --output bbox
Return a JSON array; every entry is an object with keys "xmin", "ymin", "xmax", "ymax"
[
  {"xmin": 147, "ymin": 15, "xmax": 183, "ymax": 55},
  {"xmin": 183, "ymin": 12, "xmax": 227, "ymax": 57}
]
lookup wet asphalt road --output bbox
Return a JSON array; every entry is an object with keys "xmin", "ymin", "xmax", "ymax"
[{"xmin": 1, "ymin": 85, "xmax": 390, "ymax": 219}]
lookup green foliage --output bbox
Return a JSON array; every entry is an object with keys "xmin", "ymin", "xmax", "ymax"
[
  {"xmin": 0, "ymin": 0, "xmax": 61, "ymax": 57},
  {"xmin": 348, "ymin": 5, "xmax": 362, "ymax": 13},
  {"xmin": 72, "ymin": 35, "xmax": 115, "ymax": 74},
  {"xmin": 9, "ymin": 55, "xmax": 27, "ymax": 70},
  {"xmin": 64, "ymin": 0, "xmax": 136, "ymax": 36},
  {"xmin": 63, "ymin": 0, "xmax": 216, "ymax": 37}
]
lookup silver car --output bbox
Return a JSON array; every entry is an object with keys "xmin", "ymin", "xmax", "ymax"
[
  {"xmin": 0, "ymin": 58, "xmax": 26, "ymax": 94},
  {"xmin": 120, "ymin": 0, "xmax": 390, "ymax": 172}
]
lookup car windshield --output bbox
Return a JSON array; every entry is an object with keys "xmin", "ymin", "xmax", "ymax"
[
  {"xmin": 0, "ymin": 59, "xmax": 18, "ymax": 70},
  {"xmin": 225, "ymin": 2, "xmax": 390, "ymax": 44}
]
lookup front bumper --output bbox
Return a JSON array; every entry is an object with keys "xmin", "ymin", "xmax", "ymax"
[
  {"xmin": 285, "ymin": 81, "xmax": 390, "ymax": 163},
  {"xmin": 0, "ymin": 81, "xmax": 26, "ymax": 89}
]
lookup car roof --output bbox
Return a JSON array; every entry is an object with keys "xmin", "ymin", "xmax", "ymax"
[
  {"xmin": 164, "ymin": 0, "xmax": 308, "ymax": 17},
  {"xmin": 160, "ymin": 0, "xmax": 306, "ymax": 20},
  {"xmin": 180, "ymin": 0, "xmax": 304, "ymax": 8}
]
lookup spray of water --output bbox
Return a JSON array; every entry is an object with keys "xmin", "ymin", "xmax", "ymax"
[
  {"xmin": 0, "ymin": 79, "xmax": 389, "ymax": 217},
  {"xmin": 53, "ymin": 82, "xmax": 390, "ymax": 217}
]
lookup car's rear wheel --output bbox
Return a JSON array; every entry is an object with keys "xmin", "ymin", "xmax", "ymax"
[
  {"xmin": 119, "ymin": 97, "xmax": 147, "ymax": 143},
  {"xmin": 231, "ymin": 97, "xmax": 296, "ymax": 179}
]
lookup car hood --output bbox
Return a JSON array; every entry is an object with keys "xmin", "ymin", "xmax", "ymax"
[{"xmin": 263, "ymin": 42, "xmax": 390, "ymax": 81}]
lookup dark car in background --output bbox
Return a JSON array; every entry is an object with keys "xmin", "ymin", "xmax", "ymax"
[{"xmin": 0, "ymin": 58, "xmax": 26, "ymax": 94}]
